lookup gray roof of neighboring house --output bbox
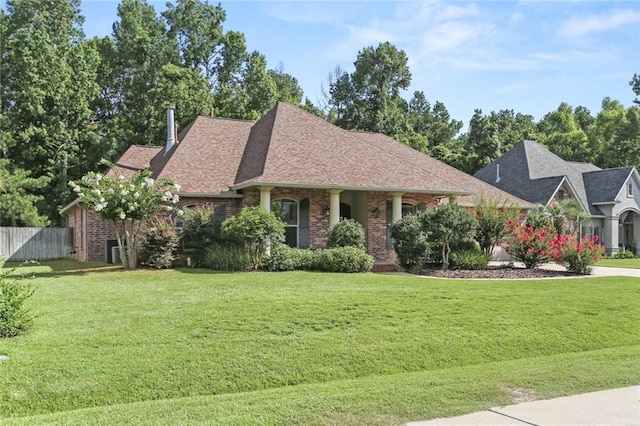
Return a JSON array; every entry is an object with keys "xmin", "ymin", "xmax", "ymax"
[
  {"xmin": 583, "ymin": 167, "xmax": 635, "ymax": 207},
  {"xmin": 475, "ymin": 140, "xmax": 607, "ymax": 214}
]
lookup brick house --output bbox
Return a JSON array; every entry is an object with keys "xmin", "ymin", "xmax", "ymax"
[
  {"xmin": 475, "ymin": 140, "xmax": 640, "ymax": 256},
  {"xmin": 62, "ymin": 102, "xmax": 530, "ymax": 263}
]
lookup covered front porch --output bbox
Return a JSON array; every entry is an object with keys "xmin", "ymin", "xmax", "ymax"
[
  {"xmin": 600, "ymin": 208, "xmax": 640, "ymax": 256},
  {"xmin": 251, "ymin": 186, "xmax": 462, "ymax": 262}
]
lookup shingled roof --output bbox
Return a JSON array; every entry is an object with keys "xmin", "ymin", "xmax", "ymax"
[
  {"xmin": 474, "ymin": 140, "xmax": 640, "ymax": 216},
  {"xmin": 114, "ymin": 102, "xmax": 532, "ymax": 206}
]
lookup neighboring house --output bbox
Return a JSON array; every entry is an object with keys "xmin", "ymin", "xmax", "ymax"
[
  {"xmin": 62, "ymin": 102, "xmax": 530, "ymax": 263},
  {"xmin": 475, "ymin": 140, "xmax": 640, "ymax": 256}
]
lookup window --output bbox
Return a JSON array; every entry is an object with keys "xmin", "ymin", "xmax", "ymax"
[
  {"xmin": 628, "ymin": 183, "xmax": 633, "ymax": 197},
  {"xmin": 402, "ymin": 202, "xmax": 417, "ymax": 217},
  {"xmin": 272, "ymin": 198, "xmax": 298, "ymax": 247}
]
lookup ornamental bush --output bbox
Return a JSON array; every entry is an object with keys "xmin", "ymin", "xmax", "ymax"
[
  {"xmin": 505, "ymin": 220, "xmax": 555, "ymax": 269},
  {"xmin": 260, "ymin": 243, "xmax": 314, "ymax": 271},
  {"xmin": 221, "ymin": 206, "xmax": 285, "ymax": 269},
  {"xmin": 314, "ymin": 247, "xmax": 374, "ymax": 273},
  {"xmin": 138, "ymin": 217, "xmax": 179, "ymax": 269},
  {"xmin": 421, "ymin": 203, "xmax": 477, "ymax": 270},
  {"xmin": 550, "ymin": 235, "xmax": 604, "ymax": 275},
  {"xmin": 203, "ymin": 243, "xmax": 252, "ymax": 271},
  {"xmin": 327, "ymin": 218, "xmax": 366, "ymax": 250},
  {"xmin": 472, "ymin": 197, "xmax": 518, "ymax": 255},
  {"xmin": 450, "ymin": 249, "xmax": 491, "ymax": 270},
  {"xmin": 0, "ymin": 260, "xmax": 36, "ymax": 338},
  {"xmin": 614, "ymin": 250, "xmax": 635, "ymax": 259},
  {"xmin": 180, "ymin": 206, "xmax": 224, "ymax": 266},
  {"xmin": 391, "ymin": 214, "xmax": 430, "ymax": 268}
]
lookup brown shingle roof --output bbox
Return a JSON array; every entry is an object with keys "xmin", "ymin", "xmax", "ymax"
[
  {"xmin": 108, "ymin": 102, "xmax": 533, "ymax": 208},
  {"xmin": 111, "ymin": 145, "xmax": 162, "ymax": 179},
  {"xmin": 154, "ymin": 116, "xmax": 253, "ymax": 194},
  {"xmin": 235, "ymin": 102, "xmax": 470, "ymax": 194}
]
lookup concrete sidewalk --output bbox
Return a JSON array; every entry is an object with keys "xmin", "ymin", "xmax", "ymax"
[{"xmin": 407, "ymin": 385, "xmax": 640, "ymax": 425}]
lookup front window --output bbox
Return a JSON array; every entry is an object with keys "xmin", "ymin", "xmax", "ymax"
[
  {"xmin": 402, "ymin": 202, "xmax": 417, "ymax": 217},
  {"xmin": 272, "ymin": 198, "xmax": 298, "ymax": 247}
]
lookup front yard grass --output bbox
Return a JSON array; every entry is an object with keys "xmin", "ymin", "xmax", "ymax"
[
  {"xmin": 596, "ymin": 257, "xmax": 640, "ymax": 269},
  {"xmin": 1, "ymin": 262, "xmax": 639, "ymax": 425}
]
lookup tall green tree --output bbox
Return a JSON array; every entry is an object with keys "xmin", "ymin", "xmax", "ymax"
[
  {"xmin": 461, "ymin": 109, "xmax": 537, "ymax": 173},
  {"xmin": 537, "ymin": 102, "xmax": 590, "ymax": 163},
  {"xmin": 588, "ymin": 98, "xmax": 639, "ymax": 168},
  {"xmin": 0, "ymin": 160, "xmax": 50, "ymax": 226},
  {"xmin": 268, "ymin": 63, "xmax": 304, "ymax": 105},
  {"xmin": 2, "ymin": 0, "xmax": 99, "ymax": 222},
  {"xmin": 327, "ymin": 42, "xmax": 411, "ymax": 134},
  {"xmin": 630, "ymin": 73, "xmax": 640, "ymax": 105}
]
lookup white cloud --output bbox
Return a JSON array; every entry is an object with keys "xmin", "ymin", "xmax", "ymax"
[{"xmin": 561, "ymin": 8, "xmax": 640, "ymax": 37}]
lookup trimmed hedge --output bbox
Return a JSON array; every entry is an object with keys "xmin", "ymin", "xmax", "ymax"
[{"xmin": 261, "ymin": 244, "xmax": 373, "ymax": 273}]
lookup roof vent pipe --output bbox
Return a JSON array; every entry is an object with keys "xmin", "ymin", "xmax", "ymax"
[
  {"xmin": 165, "ymin": 104, "xmax": 176, "ymax": 154},
  {"xmin": 495, "ymin": 164, "xmax": 501, "ymax": 183}
]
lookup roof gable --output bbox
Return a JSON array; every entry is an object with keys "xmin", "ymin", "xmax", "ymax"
[{"xmin": 584, "ymin": 167, "xmax": 635, "ymax": 205}]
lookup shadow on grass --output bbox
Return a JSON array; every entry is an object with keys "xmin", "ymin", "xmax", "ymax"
[{"xmin": 2, "ymin": 260, "xmax": 124, "ymax": 278}]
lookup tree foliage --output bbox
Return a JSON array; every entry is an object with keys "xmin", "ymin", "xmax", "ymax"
[
  {"xmin": 221, "ymin": 206, "xmax": 285, "ymax": 270},
  {"xmin": 421, "ymin": 203, "xmax": 477, "ymax": 270},
  {"xmin": 69, "ymin": 168, "xmax": 182, "ymax": 269},
  {"xmin": 0, "ymin": 160, "xmax": 50, "ymax": 226}
]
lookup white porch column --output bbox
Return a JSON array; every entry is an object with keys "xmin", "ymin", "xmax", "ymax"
[
  {"xmin": 392, "ymin": 192, "xmax": 403, "ymax": 223},
  {"xmin": 329, "ymin": 189, "xmax": 342, "ymax": 226},
  {"xmin": 634, "ymin": 214, "xmax": 640, "ymax": 256},
  {"xmin": 603, "ymin": 215, "xmax": 620, "ymax": 256},
  {"xmin": 259, "ymin": 186, "xmax": 273, "ymax": 211}
]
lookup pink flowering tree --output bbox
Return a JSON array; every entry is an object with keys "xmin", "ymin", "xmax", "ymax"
[
  {"xmin": 69, "ymin": 169, "xmax": 182, "ymax": 269},
  {"xmin": 505, "ymin": 219, "xmax": 555, "ymax": 269},
  {"xmin": 550, "ymin": 234, "xmax": 604, "ymax": 275}
]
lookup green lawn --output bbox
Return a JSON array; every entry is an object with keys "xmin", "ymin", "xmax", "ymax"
[
  {"xmin": 597, "ymin": 257, "xmax": 640, "ymax": 269},
  {"xmin": 1, "ymin": 262, "xmax": 639, "ymax": 425}
]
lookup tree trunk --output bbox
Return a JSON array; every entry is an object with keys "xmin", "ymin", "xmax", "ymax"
[{"xmin": 112, "ymin": 220, "xmax": 128, "ymax": 269}]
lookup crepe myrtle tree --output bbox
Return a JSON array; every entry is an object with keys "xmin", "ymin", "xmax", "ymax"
[{"xmin": 70, "ymin": 168, "xmax": 182, "ymax": 269}]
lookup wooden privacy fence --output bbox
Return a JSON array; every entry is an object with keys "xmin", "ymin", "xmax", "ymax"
[{"xmin": 0, "ymin": 227, "xmax": 73, "ymax": 262}]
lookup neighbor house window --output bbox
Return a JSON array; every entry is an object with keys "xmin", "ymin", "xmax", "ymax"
[
  {"xmin": 272, "ymin": 198, "xmax": 298, "ymax": 247},
  {"xmin": 628, "ymin": 183, "xmax": 633, "ymax": 197}
]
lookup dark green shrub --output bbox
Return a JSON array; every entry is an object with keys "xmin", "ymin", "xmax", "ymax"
[
  {"xmin": 260, "ymin": 243, "xmax": 314, "ymax": 271},
  {"xmin": 203, "ymin": 243, "xmax": 252, "ymax": 271},
  {"xmin": 138, "ymin": 218, "xmax": 179, "ymax": 269},
  {"xmin": 315, "ymin": 247, "xmax": 374, "ymax": 273},
  {"xmin": 0, "ymin": 262, "xmax": 36, "ymax": 338},
  {"xmin": 327, "ymin": 218, "xmax": 366, "ymax": 250},
  {"xmin": 450, "ymin": 249, "xmax": 491, "ymax": 270},
  {"xmin": 221, "ymin": 206, "xmax": 285, "ymax": 269},
  {"xmin": 421, "ymin": 203, "xmax": 477, "ymax": 270},
  {"xmin": 391, "ymin": 214, "xmax": 430, "ymax": 268},
  {"xmin": 614, "ymin": 250, "xmax": 635, "ymax": 259},
  {"xmin": 180, "ymin": 206, "xmax": 224, "ymax": 265}
]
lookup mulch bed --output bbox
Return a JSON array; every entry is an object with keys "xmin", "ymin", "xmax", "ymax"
[{"xmin": 419, "ymin": 267, "xmax": 578, "ymax": 279}]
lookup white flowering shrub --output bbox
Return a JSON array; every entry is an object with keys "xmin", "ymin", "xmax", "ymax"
[{"xmin": 70, "ymin": 169, "xmax": 182, "ymax": 269}]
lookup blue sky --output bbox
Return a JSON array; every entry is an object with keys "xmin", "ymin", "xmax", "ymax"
[{"xmin": 73, "ymin": 1, "xmax": 640, "ymax": 124}]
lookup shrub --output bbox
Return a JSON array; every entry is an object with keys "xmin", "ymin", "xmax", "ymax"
[
  {"xmin": 524, "ymin": 208, "xmax": 552, "ymax": 231},
  {"xmin": 421, "ymin": 203, "xmax": 477, "ymax": 270},
  {"xmin": 550, "ymin": 235, "xmax": 605, "ymax": 275},
  {"xmin": 327, "ymin": 218, "xmax": 366, "ymax": 250},
  {"xmin": 505, "ymin": 220, "xmax": 555, "ymax": 269},
  {"xmin": 203, "ymin": 243, "xmax": 252, "ymax": 271},
  {"xmin": 221, "ymin": 206, "xmax": 285, "ymax": 269},
  {"xmin": 181, "ymin": 206, "xmax": 224, "ymax": 265},
  {"xmin": 260, "ymin": 243, "xmax": 313, "ymax": 271},
  {"xmin": 314, "ymin": 247, "xmax": 374, "ymax": 273},
  {"xmin": 450, "ymin": 249, "xmax": 491, "ymax": 270},
  {"xmin": 391, "ymin": 214, "xmax": 429, "ymax": 268},
  {"xmin": 472, "ymin": 197, "xmax": 518, "ymax": 255},
  {"xmin": 614, "ymin": 250, "xmax": 635, "ymax": 259},
  {"xmin": 0, "ymin": 261, "xmax": 36, "ymax": 338},
  {"xmin": 138, "ymin": 217, "xmax": 179, "ymax": 269}
]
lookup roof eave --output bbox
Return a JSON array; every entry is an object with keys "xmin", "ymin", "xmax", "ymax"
[
  {"xmin": 232, "ymin": 181, "xmax": 474, "ymax": 196},
  {"xmin": 178, "ymin": 191, "xmax": 243, "ymax": 199},
  {"xmin": 59, "ymin": 198, "xmax": 81, "ymax": 215}
]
